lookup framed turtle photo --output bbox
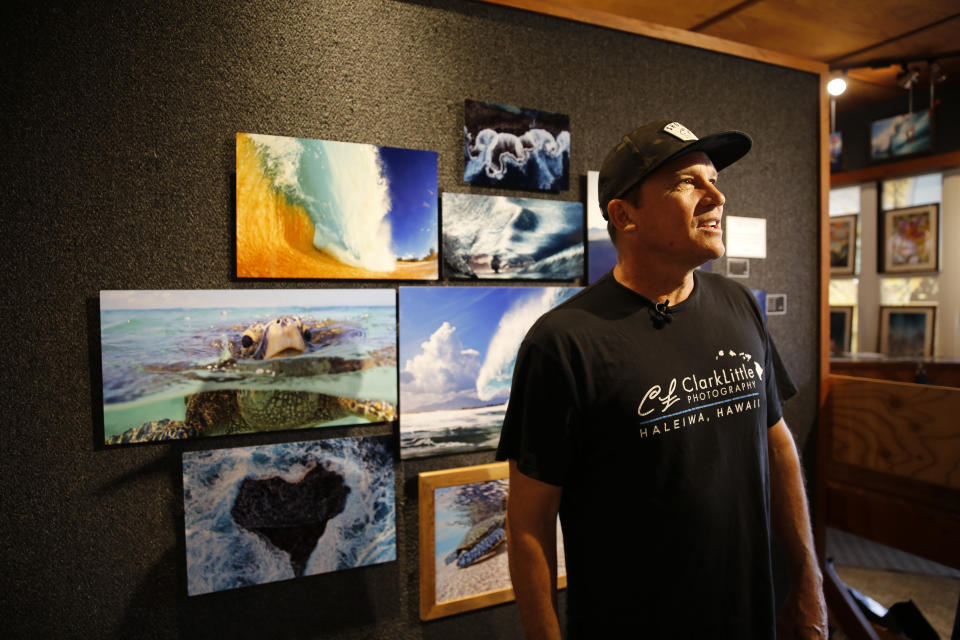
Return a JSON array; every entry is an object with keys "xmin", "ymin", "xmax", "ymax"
[
  {"xmin": 418, "ymin": 462, "xmax": 566, "ymax": 621},
  {"xmin": 99, "ymin": 289, "xmax": 397, "ymax": 445}
]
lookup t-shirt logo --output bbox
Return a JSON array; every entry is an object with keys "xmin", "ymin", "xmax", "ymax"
[{"xmin": 663, "ymin": 122, "xmax": 698, "ymax": 141}]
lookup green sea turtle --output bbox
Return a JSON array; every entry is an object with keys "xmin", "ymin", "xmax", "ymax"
[
  {"xmin": 106, "ymin": 316, "xmax": 396, "ymax": 444},
  {"xmin": 444, "ymin": 514, "xmax": 507, "ymax": 568}
]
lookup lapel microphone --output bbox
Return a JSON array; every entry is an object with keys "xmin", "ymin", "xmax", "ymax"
[{"xmin": 649, "ymin": 300, "xmax": 673, "ymax": 328}]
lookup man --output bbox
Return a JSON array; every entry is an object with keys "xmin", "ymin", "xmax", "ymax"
[{"xmin": 496, "ymin": 120, "xmax": 826, "ymax": 639}]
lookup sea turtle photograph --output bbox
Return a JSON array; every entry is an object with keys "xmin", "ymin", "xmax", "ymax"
[
  {"xmin": 431, "ymin": 474, "xmax": 566, "ymax": 607},
  {"xmin": 100, "ymin": 289, "xmax": 397, "ymax": 444}
]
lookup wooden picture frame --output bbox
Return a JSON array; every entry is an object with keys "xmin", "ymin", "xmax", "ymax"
[
  {"xmin": 880, "ymin": 204, "xmax": 939, "ymax": 274},
  {"xmin": 829, "ymin": 306, "xmax": 853, "ymax": 355},
  {"xmin": 418, "ymin": 462, "xmax": 566, "ymax": 620},
  {"xmin": 878, "ymin": 306, "xmax": 935, "ymax": 358},
  {"xmin": 829, "ymin": 215, "xmax": 857, "ymax": 276}
]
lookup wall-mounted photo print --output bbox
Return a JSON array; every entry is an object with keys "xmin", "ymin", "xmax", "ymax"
[
  {"xmin": 399, "ymin": 286, "xmax": 579, "ymax": 458},
  {"xmin": 726, "ymin": 258, "xmax": 749, "ymax": 278},
  {"xmin": 880, "ymin": 204, "xmax": 939, "ymax": 274},
  {"xmin": 442, "ymin": 192, "xmax": 583, "ymax": 281},
  {"xmin": 418, "ymin": 462, "xmax": 565, "ymax": 620},
  {"xmin": 766, "ymin": 293, "xmax": 787, "ymax": 316},
  {"xmin": 463, "ymin": 99, "xmax": 570, "ymax": 191},
  {"xmin": 183, "ymin": 435, "xmax": 396, "ymax": 596},
  {"xmin": 100, "ymin": 289, "xmax": 397, "ymax": 445},
  {"xmin": 879, "ymin": 306, "xmax": 935, "ymax": 357},
  {"xmin": 586, "ymin": 170, "xmax": 616, "ymax": 283},
  {"xmin": 870, "ymin": 110, "xmax": 932, "ymax": 160},
  {"xmin": 830, "ymin": 215, "xmax": 857, "ymax": 276},
  {"xmin": 237, "ymin": 132, "xmax": 439, "ymax": 279},
  {"xmin": 830, "ymin": 306, "xmax": 853, "ymax": 355}
]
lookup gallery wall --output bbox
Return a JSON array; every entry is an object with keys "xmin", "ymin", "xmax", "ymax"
[{"xmin": 1, "ymin": 1, "xmax": 820, "ymax": 638}]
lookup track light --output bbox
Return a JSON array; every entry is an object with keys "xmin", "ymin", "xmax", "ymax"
[
  {"xmin": 896, "ymin": 65, "xmax": 920, "ymax": 89},
  {"xmin": 827, "ymin": 77, "xmax": 847, "ymax": 96}
]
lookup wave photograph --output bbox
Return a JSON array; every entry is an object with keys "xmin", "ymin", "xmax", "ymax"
[
  {"xmin": 237, "ymin": 132, "xmax": 439, "ymax": 279},
  {"xmin": 442, "ymin": 192, "xmax": 583, "ymax": 281},
  {"xmin": 398, "ymin": 286, "xmax": 579, "ymax": 458}
]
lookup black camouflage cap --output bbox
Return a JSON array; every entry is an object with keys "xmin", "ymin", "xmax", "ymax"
[{"xmin": 598, "ymin": 120, "xmax": 752, "ymax": 219}]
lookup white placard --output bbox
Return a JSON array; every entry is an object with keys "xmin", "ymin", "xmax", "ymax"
[{"xmin": 725, "ymin": 215, "xmax": 766, "ymax": 258}]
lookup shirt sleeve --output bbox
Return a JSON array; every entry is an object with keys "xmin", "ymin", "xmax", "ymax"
[
  {"xmin": 762, "ymin": 325, "xmax": 797, "ymax": 428},
  {"xmin": 495, "ymin": 331, "xmax": 580, "ymax": 487}
]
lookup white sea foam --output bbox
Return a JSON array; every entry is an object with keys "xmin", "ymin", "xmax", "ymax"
[
  {"xmin": 247, "ymin": 133, "xmax": 306, "ymax": 195},
  {"xmin": 475, "ymin": 289, "xmax": 573, "ymax": 401},
  {"xmin": 308, "ymin": 139, "xmax": 395, "ymax": 271},
  {"xmin": 249, "ymin": 134, "xmax": 396, "ymax": 272}
]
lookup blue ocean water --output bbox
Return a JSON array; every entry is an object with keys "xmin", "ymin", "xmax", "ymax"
[
  {"xmin": 100, "ymin": 304, "xmax": 396, "ymax": 438},
  {"xmin": 463, "ymin": 127, "xmax": 570, "ymax": 191},
  {"xmin": 182, "ymin": 435, "xmax": 396, "ymax": 596},
  {"xmin": 248, "ymin": 134, "xmax": 437, "ymax": 270}
]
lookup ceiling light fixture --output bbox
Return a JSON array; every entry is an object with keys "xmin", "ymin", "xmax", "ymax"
[{"xmin": 827, "ymin": 77, "xmax": 847, "ymax": 96}]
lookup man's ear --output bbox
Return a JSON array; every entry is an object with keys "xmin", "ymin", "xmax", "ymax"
[{"xmin": 607, "ymin": 199, "xmax": 637, "ymax": 232}]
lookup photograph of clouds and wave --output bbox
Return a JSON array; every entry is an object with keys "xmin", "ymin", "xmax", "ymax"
[
  {"xmin": 442, "ymin": 193, "xmax": 583, "ymax": 281},
  {"xmin": 463, "ymin": 99, "xmax": 570, "ymax": 191},
  {"xmin": 237, "ymin": 132, "xmax": 439, "ymax": 279},
  {"xmin": 399, "ymin": 286, "xmax": 580, "ymax": 459}
]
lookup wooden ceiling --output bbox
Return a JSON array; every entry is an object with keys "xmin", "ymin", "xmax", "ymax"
[{"xmin": 484, "ymin": 0, "xmax": 960, "ymax": 113}]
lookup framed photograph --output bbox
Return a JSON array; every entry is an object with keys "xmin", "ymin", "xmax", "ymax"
[
  {"xmin": 418, "ymin": 462, "xmax": 566, "ymax": 620},
  {"xmin": 829, "ymin": 306, "xmax": 853, "ymax": 355},
  {"xmin": 766, "ymin": 293, "xmax": 787, "ymax": 316},
  {"xmin": 463, "ymin": 99, "xmax": 570, "ymax": 191},
  {"xmin": 399, "ymin": 286, "xmax": 579, "ymax": 459},
  {"xmin": 829, "ymin": 215, "xmax": 857, "ymax": 276},
  {"xmin": 100, "ymin": 289, "xmax": 397, "ymax": 445},
  {"xmin": 726, "ymin": 257, "xmax": 749, "ymax": 278},
  {"xmin": 870, "ymin": 110, "xmax": 932, "ymax": 160},
  {"xmin": 183, "ymin": 434, "xmax": 396, "ymax": 596},
  {"xmin": 441, "ymin": 192, "xmax": 584, "ymax": 281},
  {"xmin": 879, "ymin": 306, "xmax": 935, "ymax": 357},
  {"xmin": 237, "ymin": 132, "xmax": 439, "ymax": 280},
  {"xmin": 829, "ymin": 131, "xmax": 843, "ymax": 171},
  {"xmin": 880, "ymin": 204, "xmax": 939, "ymax": 273}
]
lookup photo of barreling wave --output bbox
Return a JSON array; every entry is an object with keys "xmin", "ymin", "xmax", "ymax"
[
  {"xmin": 237, "ymin": 132, "xmax": 439, "ymax": 279},
  {"xmin": 442, "ymin": 192, "xmax": 583, "ymax": 281},
  {"xmin": 463, "ymin": 99, "xmax": 570, "ymax": 192}
]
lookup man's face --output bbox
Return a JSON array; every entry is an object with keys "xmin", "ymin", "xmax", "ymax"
[{"xmin": 624, "ymin": 151, "xmax": 726, "ymax": 266}]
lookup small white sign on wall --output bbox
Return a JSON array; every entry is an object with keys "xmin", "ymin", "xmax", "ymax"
[{"xmin": 725, "ymin": 215, "xmax": 767, "ymax": 258}]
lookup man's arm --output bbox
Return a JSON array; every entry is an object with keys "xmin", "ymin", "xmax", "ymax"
[
  {"xmin": 506, "ymin": 459, "xmax": 564, "ymax": 640},
  {"xmin": 768, "ymin": 419, "xmax": 828, "ymax": 640}
]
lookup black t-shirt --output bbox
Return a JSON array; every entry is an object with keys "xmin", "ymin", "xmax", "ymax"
[{"xmin": 496, "ymin": 270, "xmax": 796, "ymax": 639}]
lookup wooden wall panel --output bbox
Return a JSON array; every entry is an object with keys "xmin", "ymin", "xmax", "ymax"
[{"xmin": 827, "ymin": 375, "xmax": 960, "ymax": 490}]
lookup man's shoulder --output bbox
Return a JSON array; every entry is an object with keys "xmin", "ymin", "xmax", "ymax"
[
  {"xmin": 526, "ymin": 275, "xmax": 618, "ymax": 341},
  {"xmin": 696, "ymin": 269, "xmax": 757, "ymax": 305}
]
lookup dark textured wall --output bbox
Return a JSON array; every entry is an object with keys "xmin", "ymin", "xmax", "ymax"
[{"xmin": 0, "ymin": 1, "xmax": 820, "ymax": 638}]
